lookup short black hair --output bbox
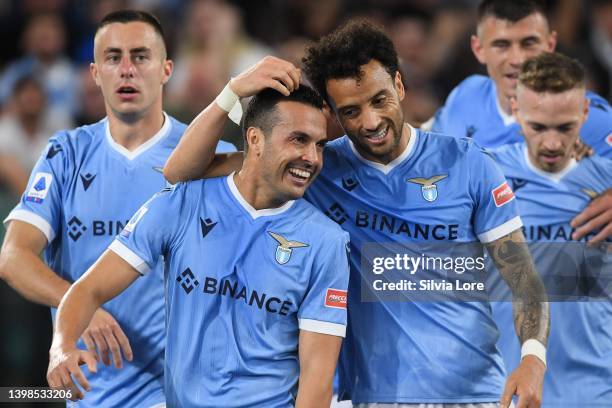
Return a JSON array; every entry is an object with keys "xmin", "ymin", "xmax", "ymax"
[
  {"xmin": 242, "ymin": 85, "xmax": 324, "ymax": 149},
  {"xmin": 477, "ymin": 0, "xmax": 548, "ymax": 24},
  {"xmin": 96, "ymin": 9, "xmax": 166, "ymax": 50},
  {"xmin": 303, "ymin": 19, "xmax": 399, "ymax": 105}
]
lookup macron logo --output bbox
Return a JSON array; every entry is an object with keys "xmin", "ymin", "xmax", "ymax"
[
  {"xmin": 492, "ymin": 181, "xmax": 515, "ymax": 207},
  {"xmin": 325, "ymin": 288, "xmax": 347, "ymax": 309}
]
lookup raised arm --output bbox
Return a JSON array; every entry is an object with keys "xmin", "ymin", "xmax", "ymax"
[
  {"xmin": 163, "ymin": 56, "xmax": 301, "ymax": 184},
  {"xmin": 485, "ymin": 228, "xmax": 549, "ymax": 408},
  {"xmin": 47, "ymin": 250, "xmax": 139, "ymax": 400}
]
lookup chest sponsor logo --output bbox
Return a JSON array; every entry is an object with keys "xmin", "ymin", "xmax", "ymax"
[
  {"xmin": 67, "ymin": 216, "xmax": 87, "ymax": 241},
  {"xmin": 26, "ymin": 172, "xmax": 53, "ymax": 203},
  {"xmin": 407, "ymin": 175, "xmax": 448, "ymax": 202},
  {"xmin": 325, "ymin": 288, "xmax": 347, "ymax": 309},
  {"xmin": 268, "ymin": 231, "xmax": 308, "ymax": 265},
  {"xmin": 80, "ymin": 173, "xmax": 96, "ymax": 191},
  {"xmin": 176, "ymin": 268, "xmax": 199, "ymax": 294},
  {"xmin": 492, "ymin": 181, "xmax": 515, "ymax": 207},
  {"xmin": 325, "ymin": 203, "xmax": 348, "ymax": 225}
]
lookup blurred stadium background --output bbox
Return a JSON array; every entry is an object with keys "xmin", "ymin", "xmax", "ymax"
[{"xmin": 0, "ymin": 0, "xmax": 610, "ymax": 396}]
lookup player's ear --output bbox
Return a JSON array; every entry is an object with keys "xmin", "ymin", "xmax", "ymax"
[
  {"xmin": 161, "ymin": 59, "xmax": 173, "ymax": 85},
  {"xmin": 582, "ymin": 96, "xmax": 589, "ymax": 123},
  {"xmin": 394, "ymin": 71, "xmax": 405, "ymax": 101},
  {"xmin": 245, "ymin": 127, "xmax": 264, "ymax": 156},
  {"xmin": 470, "ymin": 34, "xmax": 486, "ymax": 64},
  {"xmin": 547, "ymin": 30, "xmax": 558, "ymax": 52},
  {"xmin": 90, "ymin": 62, "xmax": 101, "ymax": 87}
]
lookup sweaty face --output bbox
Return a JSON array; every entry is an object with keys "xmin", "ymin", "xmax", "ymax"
[
  {"xmin": 258, "ymin": 101, "xmax": 327, "ymax": 202},
  {"xmin": 325, "ymin": 60, "xmax": 408, "ymax": 164},
  {"xmin": 90, "ymin": 22, "xmax": 172, "ymax": 118},
  {"xmin": 473, "ymin": 13, "xmax": 556, "ymax": 102},
  {"xmin": 513, "ymin": 85, "xmax": 588, "ymax": 173}
]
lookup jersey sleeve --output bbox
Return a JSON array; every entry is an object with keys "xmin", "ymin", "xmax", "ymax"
[
  {"xmin": 297, "ymin": 230, "xmax": 350, "ymax": 338},
  {"xmin": 3, "ymin": 134, "xmax": 70, "ymax": 243},
  {"xmin": 468, "ymin": 145, "xmax": 523, "ymax": 243},
  {"xmin": 109, "ymin": 183, "xmax": 189, "ymax": 275},
  {"xmin": 582, "ymin": 94, "xmax": 612, "ymax": 159}
]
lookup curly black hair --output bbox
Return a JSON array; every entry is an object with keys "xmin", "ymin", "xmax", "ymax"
[{"xmin": 302, "ymin": 19, "xmax": 398, "ymax": 104}]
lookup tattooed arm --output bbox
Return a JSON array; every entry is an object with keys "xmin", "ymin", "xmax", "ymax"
[
  {"xmin": 485, "ymin": 228, "xmax": 549, "ymax": 408},
  {"xmin": 486, "ymin": 229, "xmax": 550, "ymax": 344}
]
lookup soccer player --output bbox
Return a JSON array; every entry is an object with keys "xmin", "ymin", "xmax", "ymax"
[
  {"xmin": 46, "ymin": 80, "xmax": 350, "ymax": 407},
  {"xmin": 164, "ymin": 23, "xmax": 550, "ymax": 408},
  {"xmin": 488, "ymin": 52, "xmax": 612, "ymax": 407},
  {"xmin": 430, "ymin": 0, "xmax": 612, "ymax": 246},
  {"xmin": 431, "ymin": 0, "xmax": 611, "ymax": 158},
  {"xmin": 0, "ymin": 10, "xmax": 234, "ymax": 407}
]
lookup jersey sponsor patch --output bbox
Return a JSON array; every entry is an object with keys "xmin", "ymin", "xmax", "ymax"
[
  {"xmin": 606, "ymin": 132, "xmax": 611, "ymax": 147},
  {"xmin": 325, "ymin": 288, "xmax": 347, "ymax": 309},
  {"xmin": 120, "ymin": 207, "xmax": 148, "ymax": 238},
  {"xmin": 492, "ymin": 181, "xmax": 515, "ymax": 207},
  {"xmin": 25, "ymin": 172, "xmax": 53, "ymax": 203}
]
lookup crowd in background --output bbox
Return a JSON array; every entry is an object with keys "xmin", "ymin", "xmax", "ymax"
[{"xmin": 0, "ymin": 0, "xmax": 610, "ymax": 393}]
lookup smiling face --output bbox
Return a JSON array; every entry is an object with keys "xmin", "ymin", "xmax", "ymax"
[
  {"xmin": 513, "ymin": 84, "xmax": 588, "ymax": 172},
  {"xmin": 325, "ymin": 59, "xmax": 408, "ymax": 164},
  {"xmin": 249, "ymin": 101, "xmax": 327, "ymax": 203},
  {"xmin": 90, "ymin": 21, "xmax": 172, "ymax": 120},
  {"xmin": 472, "ymin": 12, "xmax": 556, "ymax": 106}
]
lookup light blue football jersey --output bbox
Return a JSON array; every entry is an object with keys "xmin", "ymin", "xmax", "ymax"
[
  {"xmin": 111, "ymin": 174, "xmax": 350, "ymax": 408},
  {"xmin": 431, "ymin": 75, "xmax": 612, "ymax": 158},
  {"xmin": 4, "ymin": 114, "xmax": 236, "ymax": 407},
  {"xmin": 304, "ymin": 127, "xmax": 523, "ymax": 403},
  {"xmin": 488, "ymin": 143, "xmax": 612, "ymax": 408}
]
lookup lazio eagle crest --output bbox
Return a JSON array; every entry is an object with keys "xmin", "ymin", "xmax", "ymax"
[
  {"xmin": 268, "ymin": 231, "xmax": 309, "ymax": 265},
  {"xmin": 407, "ymin": 175, "xmax": 448, "ymax": 202}
]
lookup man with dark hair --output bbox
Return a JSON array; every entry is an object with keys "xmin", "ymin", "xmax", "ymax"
[
  {"xmin": 0, "ymin": 9, "xmax": 234, "ymax": 406},
  {"xmin": 430, "ymin": 0, "xmax": 611, "ymax": 244},
  {"xmin": 488, "ymin": 52, "xmax": 612, "ymax": 407},
  {"xmin": 47, "ymin": 56, "xmax": 349, "ymax": 407},
  {"xmin": 164, "ymin": 21, "xmax": 549, "ymax": 408}
]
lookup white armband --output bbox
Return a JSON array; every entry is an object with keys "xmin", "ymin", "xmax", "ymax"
[
  {"xmin": 521, "ymin": 339, "xmax": 546, "ymax": 367},
  {"xmin": 215, "ymin": 81, "xmax": 243, "ymax": 125}
]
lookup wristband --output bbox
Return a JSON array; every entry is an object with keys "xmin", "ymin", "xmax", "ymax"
[
  {"xmin": 521, "ymin": 339, "xmax": 547, "ymax": 367},
  {"xmin": 215, "ymin": 81, "xmax": 239, "ymax": 112}
]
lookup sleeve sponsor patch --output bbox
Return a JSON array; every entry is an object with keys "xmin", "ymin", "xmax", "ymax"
[
  {"xmin": 25, "ymin": 172, "xmax": 53, "ymax": 203},
  {"xmin": 606, "ymin": 132, "xmax": 611, "ymax": 147},
  {"xmin": 492, "ymin": 181, "xmax": 515, "ymax": 207},
  {"xmin": 325, "ymin": 288, "xmax": 347, "ymax": 309},
  {"xmin": 120, "ymin": 207, "xmax": 148, "ymax": 238}
]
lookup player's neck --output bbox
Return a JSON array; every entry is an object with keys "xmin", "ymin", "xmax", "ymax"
[
  {"xmin": 496, "ymin": 89, "xmax": 513, "ymax": 116},
  {"xmin": 233, "ymin": 168, "xmax": 290, "ymax": 210},
  {"xmin": 107, "ymin": 107, "xmax": 166, "ymax": 151}
]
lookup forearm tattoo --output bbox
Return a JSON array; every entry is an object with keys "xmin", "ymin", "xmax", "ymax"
[{"xmin": 486, "ymin": 230, "xmax": 550, "ymax": 345}]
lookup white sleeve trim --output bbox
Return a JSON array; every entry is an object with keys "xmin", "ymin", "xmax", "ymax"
[
  {"xmin": 109, "ymin": 240, "xmax": 151, "ymax": 275},
  {"xmin": 477, "ymin": 215, "xmax": 523, "ymax": 243},
  {"xmin": 299, "ymin": 318, "xmax": 346, "ymax": 338},
  {"xmin": 4, "ymin": 209, "xmax": 55, "ymax": 243}
]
